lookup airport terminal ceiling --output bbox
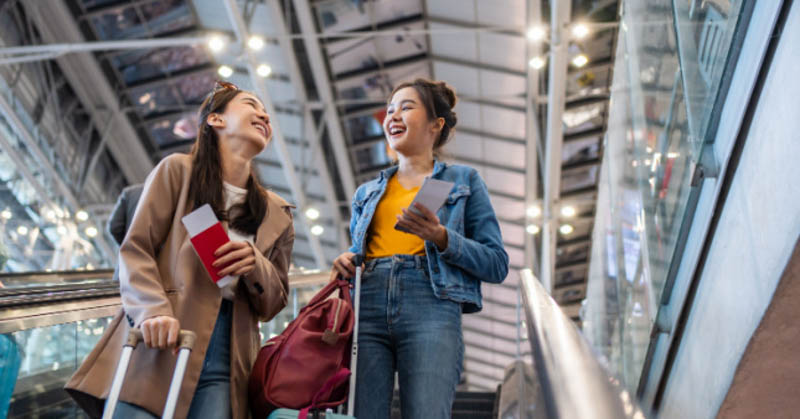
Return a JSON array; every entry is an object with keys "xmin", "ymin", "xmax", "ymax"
[{"xmin": 0, "ymin": 0, "xmax": 619, "ymax": 391}]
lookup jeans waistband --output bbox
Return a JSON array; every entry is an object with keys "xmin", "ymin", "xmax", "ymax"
[{"xmin": 365, "ymin": 254, "xmax": 428, "ymax": 271}]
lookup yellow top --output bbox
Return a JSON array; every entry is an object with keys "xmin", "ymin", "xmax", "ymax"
[{"xmin": 366, "ymin": 175, "xmax": 426, "ymax": 258}]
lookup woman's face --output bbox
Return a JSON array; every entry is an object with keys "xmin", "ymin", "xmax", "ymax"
[
  {"xmin": 383, "ymin": 87, "xmax": 441, "ymax": 157},
  {"xmin": 212, "ymin": 92, "xmax": 271, "ymax": 154}
]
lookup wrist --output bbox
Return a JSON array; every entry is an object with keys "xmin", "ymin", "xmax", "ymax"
[{"xmin": 434, "ymin": 226, "xmax": 448, "ymax": 251}]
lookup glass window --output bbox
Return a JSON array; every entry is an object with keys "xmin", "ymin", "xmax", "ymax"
[
  {"xmin": 128, "ymin": 83, "xmax": 182, "ymax": 117},
  {"xmin": 112, "ymin": 45, "xmax": 210, "ymax": 85}
]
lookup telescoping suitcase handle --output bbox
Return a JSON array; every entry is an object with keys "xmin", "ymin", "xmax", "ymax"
[
  {"xmin": 345, "ymin": 255, "xmax": 364, "ymax": 417},
  {"xmin": 102, "ymin": 329, "xmax": 197, "ymax": 419}
]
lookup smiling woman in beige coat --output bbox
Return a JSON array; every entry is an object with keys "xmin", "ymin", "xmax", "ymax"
[{"xmin": 65, "ymin": 81, "xmax": 294, "ymax": 419}]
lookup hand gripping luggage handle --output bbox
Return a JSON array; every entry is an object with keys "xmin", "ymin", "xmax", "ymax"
[
  {"xmin": 103, "ymin": 329, "xmax": 197, "ymax": 419},
  {"xmin": 126, "ymin": 329, "xmax": 197, "ymax": 350}
]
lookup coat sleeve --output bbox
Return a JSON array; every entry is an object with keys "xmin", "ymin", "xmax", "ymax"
[
  {"xmin": 118, "ymin": 156, "xmax": 183, "ymax": 327},
  {"xmin": 241, "ymin": 213, "xmax": 294, "ymax": 322},
  {"xmin": 108, "ymin": 189, "xmax": 129, "ymax": 246}
]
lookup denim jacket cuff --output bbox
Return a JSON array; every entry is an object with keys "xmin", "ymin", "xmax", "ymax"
[{"xmin": 438, "ymin": 227, "xmax": 462, "ymax": 260}]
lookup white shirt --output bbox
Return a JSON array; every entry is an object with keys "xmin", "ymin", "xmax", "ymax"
[{"xmin": 221, "ymin": 182, "xmax": 255, "ymax": 300}]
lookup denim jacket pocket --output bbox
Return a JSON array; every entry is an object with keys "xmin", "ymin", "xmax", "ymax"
[{"xmin": 445, "ymin": 185, "xmax": 471, "ymax": 205}]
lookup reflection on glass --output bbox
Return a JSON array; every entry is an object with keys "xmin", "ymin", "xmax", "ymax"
[
  {"xmin": 582, "ymin": 0, "xmax": 748, "ymax": 393},
  {"xmin": 8, "ymin": 317, "xmax": 113, "ymax": 417}
]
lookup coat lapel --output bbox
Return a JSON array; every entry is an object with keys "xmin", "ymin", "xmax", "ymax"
[{"xmin": 254, "ymin": 190, "xmax": 294, "ymax": 254}]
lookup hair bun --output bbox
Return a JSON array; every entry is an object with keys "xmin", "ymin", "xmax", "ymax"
[{"xmin": 436, "ymin": 82, "xmax": 457, "ymax": 109}]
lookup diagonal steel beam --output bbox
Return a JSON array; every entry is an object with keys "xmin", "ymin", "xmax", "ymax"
[
  {"xmin": 222, "ymin": 0, "xmax": 326, "ymax": 268},
  {"xmin": 540, "ymin": 0, "xmax": 572, "ymax": 293},
  {"xmin": 291, "ymin": 0, "xmax": 356, "ymax": 201}
]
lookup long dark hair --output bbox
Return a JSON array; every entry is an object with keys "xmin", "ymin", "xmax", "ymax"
[
  {"xmin": 187, "ymin": 84, "xmax": 268, "ymax": 235},
  {"xmin": 389, "ymin": 78, "xmax": 458, "ymax": 152}
]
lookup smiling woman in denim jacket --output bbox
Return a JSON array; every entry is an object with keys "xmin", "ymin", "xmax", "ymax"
[{"xmin": 331, "ymin": 78, "xmax": 509, "ymax": 418}]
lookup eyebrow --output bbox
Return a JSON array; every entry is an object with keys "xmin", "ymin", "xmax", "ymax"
[
  {"xmin": 389, "ymin": 99, "xmax": 417, "ymax": 107},
  {"xmin": 241, "ymin": 97, "xmax": 265, "ymax": 110}
]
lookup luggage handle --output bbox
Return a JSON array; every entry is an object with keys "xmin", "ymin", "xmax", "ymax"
[
  {"xmin": 126, "ymin": 329, "xmax": 197, "ymax": 350},
  {"xmin": 103, "ymin": 328, "xmax": 197, "ymax": 419}
]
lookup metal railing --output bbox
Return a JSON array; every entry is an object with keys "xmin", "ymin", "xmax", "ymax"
[
  {"xmin": 0, "ymin": 269, "xmax": 330, "ymax": 334},
  {"xmin": 518, "ymin": 268, "xmax": 645, "ymax": 419}
]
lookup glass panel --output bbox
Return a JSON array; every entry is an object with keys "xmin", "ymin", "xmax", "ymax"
[
  {"xmin": 112, "ymin": 45, "xmax": 210, "ymax": 85},
  {"xmin": 343, "ymin": 115, "xmax": 384, "ymax": 141},
  {"xmin": 8, "ymin": 317, "xmax": 113, "ymax": 418},
  {"xmin": 90, "ymin": 6, "xmax": 142, "ymax": 40},
  {"xmin": 174, "ymin": 71, "xmax": 216, "ymax": 104},
  {"xmin": 674, "ymin": 0, "xmax": 747, "ymax": 155},
  {"xmin": 129, "ymin": 83, "xmax": 182, "ymax": 117},
  {"xmin": 139, "ymin": 0, "xmax": 195, "ymax": 36},
  {"xmin": 582, "ymin": 0, "xmax": 750, "ymax": 394},
  {"xmin": 148, "ymin": 113, "xmax": 197, "ymax": 147},
  {"xmin": 89, "ymin": 0, "xmax": 194, "ymax": 40}
]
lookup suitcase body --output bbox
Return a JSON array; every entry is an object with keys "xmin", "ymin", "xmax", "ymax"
[
  {"xmin": 264, "ymin": 259, "xmax": 363, "ymax": 419},
  {"xmin": 102, "ymin": 329, "xmax": 196, "ymax": 419},
  {"xmin": 267, "ymin": 408, "xmax": 354, "ymax": 419}
]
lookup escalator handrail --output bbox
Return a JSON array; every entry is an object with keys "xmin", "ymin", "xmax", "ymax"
[{"xmin": 518, "ymin": 269, "xmax": 644, "ymax": 419}]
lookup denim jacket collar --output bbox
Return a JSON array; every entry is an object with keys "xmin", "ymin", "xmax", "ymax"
[{"xmin": 378, "ymin": 160, "xmax": 447, "ymax": 182}]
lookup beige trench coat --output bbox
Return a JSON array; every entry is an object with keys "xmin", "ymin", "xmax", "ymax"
[{"xmin": 65, "ymin": 153, "xmax": 294, "ymax": 419}]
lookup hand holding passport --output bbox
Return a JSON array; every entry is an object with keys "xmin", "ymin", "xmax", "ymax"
[
  {"xmin": 394, "ymin": 177, "xmax": 454, "ymax": 233},
  {"xmin": 181, "ymin": 204, "xmax": 235, "ymax": 288}
]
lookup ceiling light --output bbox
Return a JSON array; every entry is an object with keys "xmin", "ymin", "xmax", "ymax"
[
  {"xmin": 526, "ymin": 26, "xmax": 546, "ymax": 42},
  {"xmin": 559, "ymin": 224, "xmax": 574, "ymax": 235},
  {"xmin": 528, "ymin": 56, "xmax": 546, "ymax": 70},
  {"xmin": 526, "ymin": 205, "xmax": 541, "ymax": 218},
  {"xmin": 16, "ymin": 225, "xmax": 28, "ymax": 236},
  {"xmin": 572, "ymin": 54, "xmax": 589, "ymax": 68},
  {"xmin": 208, "ymin": 35, "xmax": 226, "ymax": 53},
  {"xmin": 667, "ymin": 152, "xmax": 680, "ymax": 158},
  {"xmin": 86, "ymin": 263, "xmax": 94, "ymax": 270},
  {"xmin": 76, "ymin": 210, "xmax": 89, "ymax": 222},
  {"xmin": 85, "ymin": 226, "xmax": 98, "ymax": 238},
  {"xmin": 310, "ymin": 225, "xmax": 324, "ymax": 236},
  {"xmin": 256, "ymin": 64, "xmax": 272, "ymax": 78},
  {"xmin": 561, "ymin": 206, "xmax": 576, "ymax": 217},
  {"xmin": 217, "ymin": 65, "xmax": 234, "ymax": 78},
  {"xmin": 57, "ymin": 225, "xmax": 67, "ymax": 235},
  {"xmin": 248, "ymin": 35, "xmax": 265, "ymax": 51},
  {"xmin": 571, "ymin": 23, "xmax": 590, "ymax": 39},
  {"xmin": 1, "ymin": 209, "xmax": 11, "ymax": 220},
  {"xmin": 305, "ymin": 207, "xmax": 320, "ymax": 220},
  {"xmin": 526, "ymin": 224, "xmax": 540, "ymax": 235}
]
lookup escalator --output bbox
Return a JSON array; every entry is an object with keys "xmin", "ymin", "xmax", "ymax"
[{"xmin": 1, "ymin": 269, "xmax": 645, "ymax": 418}]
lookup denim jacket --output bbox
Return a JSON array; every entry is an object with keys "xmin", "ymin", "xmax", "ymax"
[{"xmin": 348, "ymin": 161, "xmax": 509, "ymax": 313}]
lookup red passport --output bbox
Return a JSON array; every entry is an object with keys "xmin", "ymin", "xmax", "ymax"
[{"xmin": 182, "ymin": 204, "xmax": 234, "ymax": 288}]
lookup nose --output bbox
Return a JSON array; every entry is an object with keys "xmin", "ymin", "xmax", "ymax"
[{"xmin": 258, "ymin": 112, "xmax": 269, "ymax": 124}]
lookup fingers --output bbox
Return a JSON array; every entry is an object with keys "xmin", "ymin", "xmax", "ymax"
[
  {"xmin": 141, "ymin": 316, "xmax": 179, "ymax": 350},
  {"xmin": 329, "ymin": 269, "xmax": 341, "ymax": 282},
  {"xmin": 218, "ymin": 256, "xmax": 255, "ymax": 277},
  {"xmin": 413, "ymin": 203, "xmax": 437, "ymax": 221},
  {"xmin": 214, "ymin": 240, "xmax": 247, "ymax": 258},
  {"xmin": 167, "ymin": 321, "xmax": 179, "ymax": 349},
  {"xmin": 333, "ymin": 253, "xmax": 356, "ymax": 278}
]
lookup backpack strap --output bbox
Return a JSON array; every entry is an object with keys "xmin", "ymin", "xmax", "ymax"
[{"xmin": 298, "ymin": 368, "xmax": 351, "ymax": 419}]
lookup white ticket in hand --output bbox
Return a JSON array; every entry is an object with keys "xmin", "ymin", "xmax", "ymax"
[{"xmin": 395, "ymin": 177, "xmax": 455, "ymax": 233}]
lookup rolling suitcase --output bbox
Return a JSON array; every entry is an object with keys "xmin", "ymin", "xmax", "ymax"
[
  {"xmin": 102, "ymin": 328, "xmax": 197, "ymax": 419},
  {"xmin": 267, "ymin": 256, "xmax": 364, "ymax": 419}
]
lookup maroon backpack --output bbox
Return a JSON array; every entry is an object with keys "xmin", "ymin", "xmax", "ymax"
[{"xmin": 248, "ymin": 279, "xmax": 354, "ymax": 418}]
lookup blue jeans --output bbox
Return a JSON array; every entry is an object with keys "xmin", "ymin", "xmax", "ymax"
[
  {"xmin": 354, "ymin": 255, "xmax": 463, "ymax": 419},
  {"xmin": 113, "ymin": 299, "xmax": 232, "ymax": 419}
]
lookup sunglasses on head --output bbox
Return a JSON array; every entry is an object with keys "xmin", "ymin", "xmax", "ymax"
[{"xmin": 213, "ymin": 80, "xmax": 238, "ymax": 93}]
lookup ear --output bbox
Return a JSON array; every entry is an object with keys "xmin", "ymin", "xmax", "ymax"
[
  {"xmin": 430, "ymin": 116, "xmax": 445, "ymax": 134},
  {"xmin": 206, "ymin": 113, "xmax": 226, "ymax": 129}
]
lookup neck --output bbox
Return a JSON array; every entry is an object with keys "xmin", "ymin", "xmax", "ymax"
[
  {"xmin": 397, "ymin": 152, "xmax": 434, "ymax": 177},
  {"xmin": 219, "ymin": 138, "xmax": 254, "ymax": 188}
]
